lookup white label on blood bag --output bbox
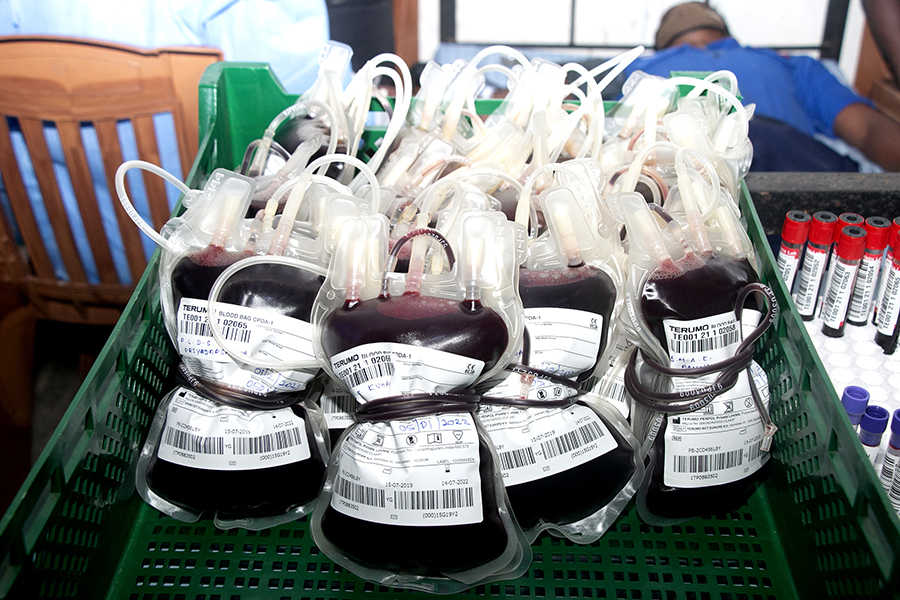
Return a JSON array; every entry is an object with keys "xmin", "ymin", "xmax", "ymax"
[
  {"xmin": 776, "ymin": 246, "xmax": 801, "ymax": 289},
  {"xmin": 820, "ymin": 260, "xmax": 859, "ymax": 329},
  {"xmin": 477, "ymin": 403, "xmax": 617, "ymax": 486},
  {"xmin": 522, "ymin": 307, "xmax": 603, "ymax": 377},
  {"xmin": 329, "ymin": 343, "xmax": 484, "ymax": 403},
  {"xmin": 176, "ymin": 298, "xmax": 317, "ymax": 396},
  {"xmin": 876, "ymin": 263, "xmax": 900, "ymax": 335},
  {"xmin": 476, "ymin": 307, "xmax": 602, "ymax": 401},
  {"xmin": 178, "ymin": 298, "xmax": 316, "ymax": 363},
  {"xmin": 330, "ymin": 413, "xmax": 482, "ymax": 526},
  {"xmin": 157, "ymin": 387, "xmax": 311, "ymax": 470},
  {"xmin": 580, "ymin": 369, "xmax": 630, "ymax": 420},
  {"xmin": 848, "ymin": 253, "xmax": 882, "ymax": 323},
  {"xmin": 663, "ymin": 310, "xmax": 759, "ymax": 368},
  {"xmin": 793, "ymin": 246, "xmax": 829, "ymax": 316},
  {"xmin": 661, "ymin": 311, "xmax": 769, "ymax": 488},
  {"xmin": 319, "ymin": 379, "xmax": 356, "ymax": 431},
  {"xmin": 663, "ymin": 362, "xmax": 770, "ymax": 488}
]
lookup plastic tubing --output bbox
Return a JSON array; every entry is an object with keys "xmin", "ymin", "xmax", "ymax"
[
  {"xmin": 619, "ymin": 141, "xmax": 681, "ymax": 193},
  {"xmin": 665, "ymin": 76, "xmax": 749, "ymax": 156},
  {"xmin": 381, "ymin": 227, "xmax": 456, "ymax": 298},
  {"xmin": 270, "ymin": 154, "xmax": 379, "ymax": 256},
  {"xmin": 349, "ymin": 53, "xmax": 413, "ymax": 191},
  {"xmin": 115, "ymin": 160, "xmax": 189, "ymax": 252},
  {"xmin": 250, "ymin": 100, "xmax": 339, "ymax": 177},
  {"xmin": 564, "ymin": 45, "xmax": 645, "ymax": 97},
  {"xmin": 516, "ymin": 162, "xmax": 596, "ymax": 235},
  {"xmin": 441, "ymin": 45, "xmax": 532, "ymax": 141},
  {"xmin": 205, "ymin": 255, "xmax": 327, "ymax": 370},
  {"xmin": 465, "ymin": 64, "xmax": 521, "ymax": 117},
  {"xmin": 624, "ymin": 283, "xmax": 777, "ymax": 414}
]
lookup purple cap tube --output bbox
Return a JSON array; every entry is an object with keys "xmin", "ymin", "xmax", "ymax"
[
  {"xmin": 860, "ymin": 405, "xmax": 890, "ymax": 464},
  {"xmin": 841, "ymin": 385, "xmax": 870, "ymax": 428}
]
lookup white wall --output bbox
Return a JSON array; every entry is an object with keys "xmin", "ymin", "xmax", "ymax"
[{"xmin": 419, "ymin": 0, "xmax": 867, "ymax": 88}]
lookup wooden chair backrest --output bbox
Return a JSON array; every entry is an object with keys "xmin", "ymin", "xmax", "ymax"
[{"xmin": 0, "ymin": 35, "xmax": 222, "ymax": 324}]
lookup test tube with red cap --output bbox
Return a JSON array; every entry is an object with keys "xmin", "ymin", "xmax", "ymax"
[
  {"xmin": 776, "ymin": 210, "xmax": 811, "ymax": 291},
  {"xmin": 794, "ymin": 211, "xmax": 838, "ymax": 320},
  {"xmin": 847, "ymin": 216, "xmax": 892, "ymax": 326},
  {"xmin": 875, "ymin": 226, "xmax": 900, "ymax": 354},
  {"xmin": 818, "ymin": 212, "xmax": 866, "ymax": 316},
  {"xmin": 820, "ymin": 224, "xmax": 867, "ymax": 337},
  {"xmin": 872, "ymin": 216, "xmax": 900, "ymax": 324}
]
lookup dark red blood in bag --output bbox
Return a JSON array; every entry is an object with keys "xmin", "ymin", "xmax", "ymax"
[
  {"xmin": 215, "ymin": 263, "xmax": 325, "ymax": 322},
  {"xmin": 146, "ymin": 402, "xmax": 326, "ymax": 520},
  {"xmin": 171, "ymin": 247, "xmax": 324, "ymax": 406},
  {"xmin": 502, "ymin": 265, "xmax": 632, "ymax": 530},
  {"xmin": 518, "ymin": 263, "xmax": 617, "ymax": 381},
  {"xmin": 320, "ymin": 293, "xmax": 509, "ymax": 374},
  {"xmin": 318, "ymin": 436, "xmax": 509, "ymax": 575},
  {"xmin": 171, "ymin": 246, "xmax": 255, "ymax": 313},
  {"xmin": 640, "ymin": 254, "xmax": 766, "ymax": 519}
]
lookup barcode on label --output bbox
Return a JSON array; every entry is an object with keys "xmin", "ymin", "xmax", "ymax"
[
  {"xmin": 233, "ymin": 427, "xmax": 304, "ymax": 455},
  {"xmin": 880, "ymin": 453, "xmax": 898, "ymax": 492},
  {"xmin": 180, "ymin": 320, "xmax": 211, "ymax": 338},
  {"xmin": 541, "ymin": 421, "xmax": 605, "ymax": 460},
  {"xmin": 179, "ymin": 320, "xmax": 251, "ymax": 344},
  {"xmin": 336, "ymin": 478, "xmax": 386, "ymax": 508},
  {"xmin": 607, "ymin": 380, "xmax": 626, "ymax": 404},
  {"xmin": 498, "ymin": 446, "xmax": 537, "ymax": 470},
  {"xmin": 794, "ymin": 252, "xmax": 824, "ymax": 309},
  {"xmin": 393, "ymin": 487, "xmax": 475, "ymax": 510},
  {"xmin": 580, "ymin": 375, "xmax": 600, "ymax": 393},
  {"xmin": 344, "ymin": 362, "xmax": 395, "ymax": 387},
  {"xmin": 820, "ymin": 271, "xmax": 846, "ymax": 322},
  {"xmin": 747, "ymin": 441, "xmax": 763, "ymax": 462},
  {"xmin": 164, "ymin": 427, "xmax": 225, "ymax": 455},
  {"xmin": 673, "ymin": 448, "xmax": 743, "ymax": 473},
  {"xmin": 669, "ymin": 330, "xmax": 740, "ymax": 354}
]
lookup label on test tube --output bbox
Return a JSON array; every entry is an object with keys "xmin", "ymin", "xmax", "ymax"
[
  {"xmin": 876, "ymin": 261, "xmax": 900, "ymax": 336},
  {"xmin": 820, "ymin": 225, "xmax": 867, "ymax": 334},
  {"xmin": 848, "ymin": 217, "xmax": 892, "ymax": 325},
  {"xmin": 820, "ymin": 259, "xmax": 859, "ymax": 329},
  {"xmin": 776, "ymin": 210, "xmax": 811, "ymax": 291},
  {"xmin": 873, "ymin": 217, "xmax": 900, "ymax": 324},
  {"xmin": 875, "ymin": 231, "xmax": 900, "ymax": 342},
  {"xmin": 794, "ymin": 211, "xmax": 837, "ymax": 319}
]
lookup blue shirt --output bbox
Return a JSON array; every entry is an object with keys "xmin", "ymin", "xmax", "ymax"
[{"xmin": 624, "ymin": 37, "xmax": 870, "ymax": 140}]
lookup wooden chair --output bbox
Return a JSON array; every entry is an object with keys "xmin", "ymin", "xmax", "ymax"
[{"xmin": 0, "ymin": 36, "xmax": 222, "ymax": 511}]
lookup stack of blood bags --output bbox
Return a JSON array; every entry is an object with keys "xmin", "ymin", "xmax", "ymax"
[{"xmin": 112, "ymin": 43, "xmax": 798, "ymax": 591}]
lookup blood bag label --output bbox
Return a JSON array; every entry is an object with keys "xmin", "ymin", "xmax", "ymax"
[
  {"xmin": 478, "ymin": 404, "xmax": 617, "ymax": 486},
  {"xmin": 522, "ymin": 307, "xmax": 603, "ymax": 376},
  {"xmin": 662, "ymin": 311, "xmax": 769, "ymax": 488},
  {"xmin": 157, "ymin": 388, "xmax": 311, "ymax": 470},
  {"xmin": 177, "ymin": 298, "xmax": 317, "ymax": 396},
  {"xmin": 330, "ymin": 413, "xmax": 482, "ymax": 526},
  {"xmin": 478, "ymin": 307, "xmax": 601, "ymax": 401},
  {"xmin": 329, "ymin": 343, "xmax": 484, "ymax": 402},
  {"xmin": 319, "ymin": 379, "xmax": 356, "ymax": 431},
  {"xmin": 793, "ymin": 246, "xmax": 829, "ymax": 316}
]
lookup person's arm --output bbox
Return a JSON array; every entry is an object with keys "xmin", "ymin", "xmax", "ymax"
[
  {"xmin": 833, "ymin": 102, "xmax": 900, "ymax": 171},
  {"xmin": 862, "ymin": 0, "xmax": 900, "ymax": 84}
]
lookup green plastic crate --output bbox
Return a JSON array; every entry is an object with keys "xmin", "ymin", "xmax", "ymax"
[{"xmin": 2, "ymin": 62, "xmax": 899, "ymax": 600}]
